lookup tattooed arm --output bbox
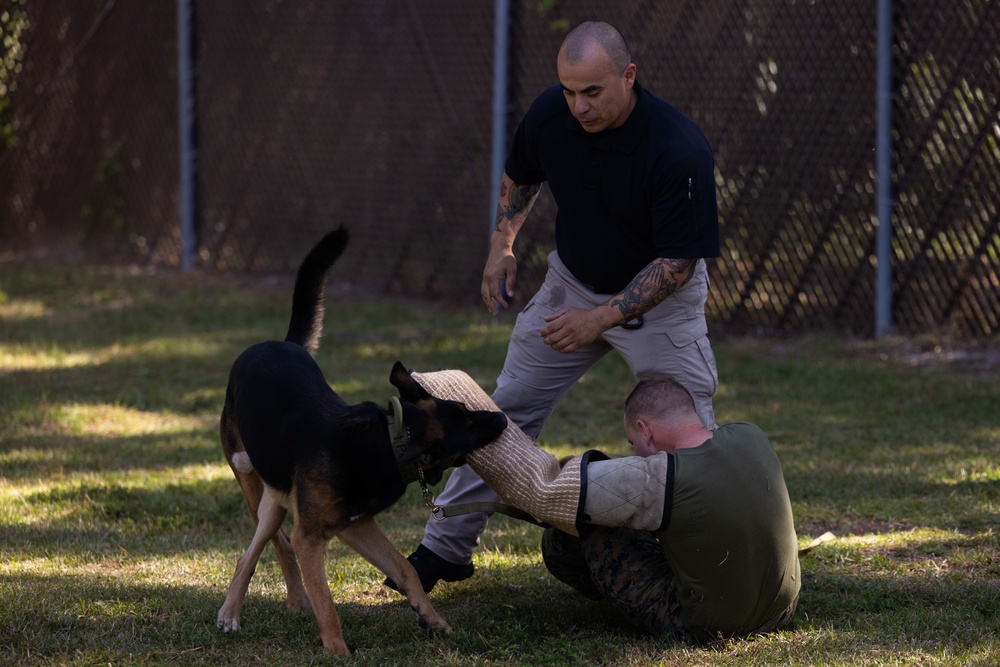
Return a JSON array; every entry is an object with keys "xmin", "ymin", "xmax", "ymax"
[
  {"xmin": 539, "ymin": 257, "xmax": 699, "ymax": 353},
  {"xmin": 608, "ymin": 257, "xmax": 698, "ymax": 324},
  {"xmin": 495, "ymin": 170, "xmax": 541, "ymax": 239},
  {"xmin": 482, "ymin": 170, "xmax": 541, "ymax": 315}
]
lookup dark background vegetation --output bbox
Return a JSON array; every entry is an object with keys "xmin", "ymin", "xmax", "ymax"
[{"xmin": 1, "ymin": 1, "xmax": 998, "ymax": 336}]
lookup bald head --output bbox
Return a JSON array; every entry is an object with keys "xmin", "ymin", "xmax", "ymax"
[
  {"xmin": 556, "ymin": 22, "xmax": 637, "ymax": 132},
  {"xmin": 559, "ymin": 21, "xmax": 632, "ymax": 74}
]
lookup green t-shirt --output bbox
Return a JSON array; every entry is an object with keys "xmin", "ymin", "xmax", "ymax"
[{"xmin": 654, "ymin": 422, "xmax": 800, "ymax": 637}]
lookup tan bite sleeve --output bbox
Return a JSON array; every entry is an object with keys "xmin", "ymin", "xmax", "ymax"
[{"xmin": 412, "ymin": 370, "xmax": 581, "ymax": 536}]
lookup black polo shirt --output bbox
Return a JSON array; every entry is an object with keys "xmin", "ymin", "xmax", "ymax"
[{"xmin": 505, "ymin": 82, "xmax": 720, "ymax": 294}]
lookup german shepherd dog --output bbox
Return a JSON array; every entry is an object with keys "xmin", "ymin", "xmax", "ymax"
[{"xmin": 215, "ymin": 227, "xmax": 508, "ymax": 654}]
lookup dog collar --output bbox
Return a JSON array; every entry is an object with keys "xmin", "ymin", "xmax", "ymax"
[{"xmin": 387, "ymin": 396, "xmax": 421, "ymax": 484}]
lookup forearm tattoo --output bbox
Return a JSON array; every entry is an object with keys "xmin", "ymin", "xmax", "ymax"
[
  {"xmin": 495, "ymin": 182, "xmax": 540, "ymax": 236},
  {"xmin": 610, "ymin": 258, "xmax": 698, "ymax": 320}
]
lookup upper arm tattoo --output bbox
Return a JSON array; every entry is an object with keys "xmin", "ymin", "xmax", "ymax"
[
  {"xmin": 610, "ymin": 258, "xmax": 698, "ymax": 320},
  {"xmin": 494, "ymin": 182, "xmax": 540, "ymax": 235}
]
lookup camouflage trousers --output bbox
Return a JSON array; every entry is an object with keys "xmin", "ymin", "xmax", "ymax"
[
  {"xmin": 541, "ymin": 525, "xmax": 692, "ymax": 642},
  {"xmin": 542, "ymin": 526, "xmax": 799, "ymax": 643}
]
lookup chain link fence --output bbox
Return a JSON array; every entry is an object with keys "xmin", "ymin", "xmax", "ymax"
[
  {"xmin": 2, "ymin": 1, "xmax": 998, "ymax": 337},
  {"xmin": 0, "ymin": 0, "xmax": 179, "ymax": 264}
]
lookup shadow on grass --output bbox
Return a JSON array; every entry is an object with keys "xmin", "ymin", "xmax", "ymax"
[
  {"xmin": 1, "ymin": 429, "xmax": 222, "ymax": 477},
  {"xmin": 0, "ymin": 565, "xmax": 646, "ymax": 665},
  {"xmin": 0, "ymin": 348, "xmax": 379, "ymax": 414},
  {"xmin": 2, "ymin": 311, "xmax": 510, "ymax": 417},
  {"xmin": 0, "ymin": 571, "xmax": 329, "ymax": 663},
  {"xmin": 798, "ymin": 560, "xmax": 1000, "ymax": 643},
  {"xmin": 3, "ymin": 474, "xmax": 251, "ymax": 562},
  {"xmin": 791, "ymin": 468, "xmax": 1000, "ymax": 534},
  {"xmin": 4, "ymin": 542, "xmax": 999, "ymax": 665}
]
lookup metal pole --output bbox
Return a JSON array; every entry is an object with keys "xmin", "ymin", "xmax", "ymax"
[
  {"xmin": 875, "ymin": 0, "xmax": 894, "ymax": 337},
  {"xmin": 178, "ymin": 0, "xmax": 196, "ymax": 271},
  {"xmin": 489, "ymin": 0, "xmax": 511, "ymax": 236}
]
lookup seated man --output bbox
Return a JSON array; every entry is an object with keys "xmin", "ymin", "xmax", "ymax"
[
  {"xmin": 395, "ymin": 368, "xmax": 799, "ymax": 643},
  {"xmin": 542, "ymin": 376, "xmax": 800, "ymax": 642}
]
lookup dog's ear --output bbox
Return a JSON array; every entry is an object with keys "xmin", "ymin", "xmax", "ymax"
[{"xmin": 390, "ymin": 361, "xmax": 432, "ymax": 402}]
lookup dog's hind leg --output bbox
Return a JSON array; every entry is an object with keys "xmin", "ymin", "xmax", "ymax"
[
  {"xmin": 271, "ymin": 527, "xmax": 309, "ymax": 611},
  {"xmin": 228, "ymin": 455, "xmax": 309, "ymax": 613},
  {"xmin": 217, "ymin": 488, "xmax": 288, "ymax": 634},
  {"xmin": 337, "ymin": 516, "xmax": 452, "ymax": 635}
]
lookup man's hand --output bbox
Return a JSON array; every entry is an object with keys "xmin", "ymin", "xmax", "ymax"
[
  {"xmin": 540, "ymin": 306, "xmax": 621, "ymax": 353},
  {"xmin": 482, "ymin": 254, "xmax": 517, "ymax": 316}
]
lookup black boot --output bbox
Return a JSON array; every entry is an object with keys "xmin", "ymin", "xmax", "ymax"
[{"xmin": 384, "ymin": 544, "xmax": 475, "ymax": 594}]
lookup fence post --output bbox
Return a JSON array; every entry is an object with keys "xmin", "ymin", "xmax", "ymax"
[
  {"xmin": 178, "ymin": 0, "xmax": 197, "ymax": 271},
  {"xmin": 875, "ymin": 0, "xmax": 894, "ymax": 337},
  {"xmin": 488, "ymin": 0, "xmax": 511, "ymax": 237}
]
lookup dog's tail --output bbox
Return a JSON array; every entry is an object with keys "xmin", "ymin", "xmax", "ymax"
[{"xmin": 284, "ymin": 226, "xmax": 350, "ymax": 354}]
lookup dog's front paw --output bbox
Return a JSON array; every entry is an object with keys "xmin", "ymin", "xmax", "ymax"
[
  {"xmin": 417, "ymin": 615, "xmax": 453, "ymax": 636},
  {"xmin": 217, "ymin": 606, "xmax": 241, "ymax": 633}
]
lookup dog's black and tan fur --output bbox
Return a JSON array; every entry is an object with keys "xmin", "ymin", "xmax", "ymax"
[{"xmin": 216, "ymin": 227, "xmax": 507, "ymax": 654}]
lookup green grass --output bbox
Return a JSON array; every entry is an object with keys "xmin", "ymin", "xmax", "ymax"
[{"xmin": 1, "ymin": 264, "xmax": 998, "ymax": 666}]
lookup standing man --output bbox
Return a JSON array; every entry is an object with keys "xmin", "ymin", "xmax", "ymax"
[{"xmin": 390, "ymin": 20, "xmax": 722, "ymax": 593}]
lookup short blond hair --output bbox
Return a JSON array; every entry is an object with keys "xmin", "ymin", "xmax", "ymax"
[{"xmin": 624, "ymin": 376, "xmax": 697, "ymax": 425}]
